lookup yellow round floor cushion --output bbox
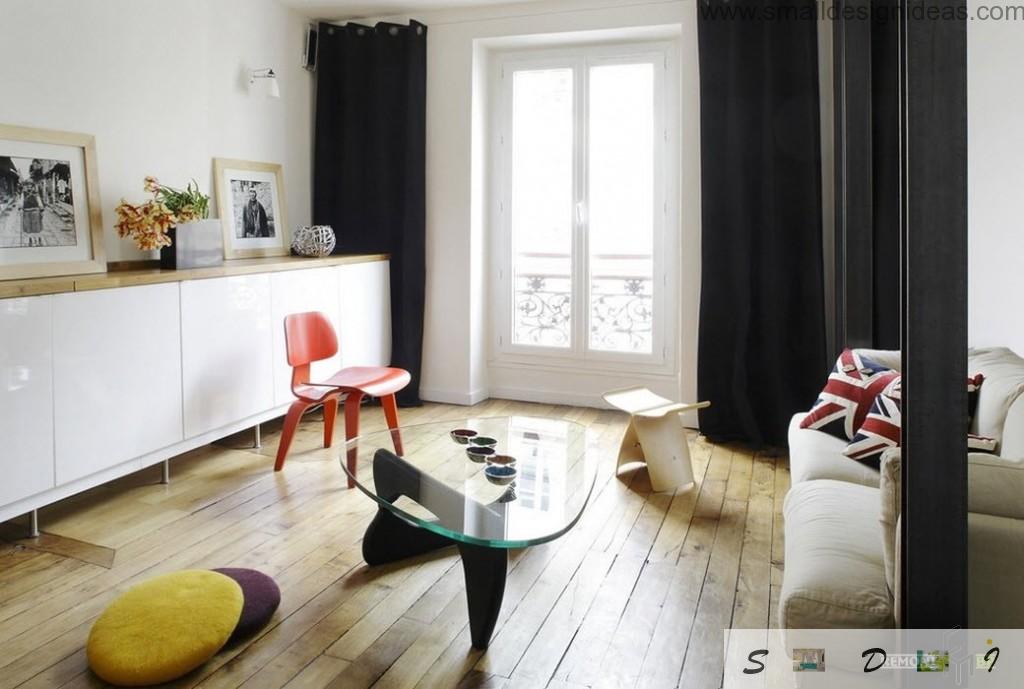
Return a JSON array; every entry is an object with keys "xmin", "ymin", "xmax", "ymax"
[{"xmin": 87, "ymin": 570, "xmax": 244, "ymax": 687}]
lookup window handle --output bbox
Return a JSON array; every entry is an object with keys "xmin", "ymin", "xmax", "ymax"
[{"xmin": 576, "ymin": 202, "xmax": 587, "ymax": 228}]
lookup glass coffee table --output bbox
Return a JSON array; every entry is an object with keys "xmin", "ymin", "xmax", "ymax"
[{"xmin": 341, "ymin": 416, "xmax": 599, "ymax": 649}]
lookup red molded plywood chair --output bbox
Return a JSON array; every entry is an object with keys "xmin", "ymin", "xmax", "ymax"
[{"xmin": 275, "ymin": 311, "xmax": 410, "ymax": 487}]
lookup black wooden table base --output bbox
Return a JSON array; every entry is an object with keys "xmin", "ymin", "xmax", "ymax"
[{"xmin": 359, "ymin": 451, "xmax": 509, "ymax": 650}]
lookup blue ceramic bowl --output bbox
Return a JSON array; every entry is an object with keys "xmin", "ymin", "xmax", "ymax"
[
  {"xmin": 484, "ymin": 465, "xmax": 518, "ymax": 486},
  {"xmin": 467, "ymin": 446, "xmax": 496, "ymax": 463}
]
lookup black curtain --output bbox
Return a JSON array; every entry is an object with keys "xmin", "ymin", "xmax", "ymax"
[
  {"xmin": 696, "ymin": 0, "xmax": 827, "ymax": 445},
  {"xmin": 314, "ymin": 21, "xmax": 427, "ymax": 407},
  {"xmin": 870, "ymin": 0, "xmax": 901, "ymax": 349},
  {"xmin": 831, "ymin": 1, "xmax": 901, "ymax": 354}
]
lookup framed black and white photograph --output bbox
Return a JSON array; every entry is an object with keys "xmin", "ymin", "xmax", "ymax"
[
  {"xmin": 213, "ymin": 158, "xmax": 288, "ymax": 259},
  {"xmin": 0, "ymin": 124, "xmax": 105, "ymax": 280}
]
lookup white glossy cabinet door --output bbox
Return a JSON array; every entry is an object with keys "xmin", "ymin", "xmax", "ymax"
[
  {"xmin": 53, "ymin": 284, "xmax": 183, "ymax": 484},
  {"xmin": 270, "ymin": 268, "xmax": 342, "ymax": 407},
  {"xmin": 181, "ymin": 275, "xmax": 274, "ymax": 438},
  {"xmin": 0, "ymin": 296, "xmax": 54, "ymax": 505},
  {"xmin": 338, "ymin": 261, "xmax": 392, "ymax": 367}
]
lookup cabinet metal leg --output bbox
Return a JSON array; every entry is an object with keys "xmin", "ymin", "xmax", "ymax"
[
  {"xmin": 28, "ymin": 510, "xmax": 39, "ymax": 538},
  {"xmin": 253, "ymin": 423, "xmax": 263, "ymax": 449},
  {"xmin": 161, "ymin": 460, "xmax": 170, "ymax": 485}
]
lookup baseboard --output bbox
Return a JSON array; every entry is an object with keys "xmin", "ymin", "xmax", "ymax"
[
  {"xmin": 488, "ymin": 386, "xmax": 608, "ymax": 409},
  {"xmin": 420, "ymin": 385, "xmax": 701, "ymax": 429},
  {"xmin": 420, "ymin": 387, "xmax": 489, "ymax": 406}
]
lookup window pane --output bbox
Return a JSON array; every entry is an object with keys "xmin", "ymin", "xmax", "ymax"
[
  {"xmin": 588, "ymin": 63, "xmax": 655, "ymax": 354},
  {"xmin": 510, "ymin": 68, "xmax": 574, "ymax": 348}
]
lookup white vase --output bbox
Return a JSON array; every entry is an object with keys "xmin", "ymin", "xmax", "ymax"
[{"xmin": 160, "ymin": 219, "xmax": 224, "ymax": 269}]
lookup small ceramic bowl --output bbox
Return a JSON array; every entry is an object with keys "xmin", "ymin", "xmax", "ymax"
[
  {"xmin": 469, "ymin": 436, "xmax": 498, "ymax": 448},
  {"xmin": 467, "ymin": 446, "xmax": 496, "ymax": 463},
  {"xmin": 485, "ymin": 465, "xmax": 518, "ymax": 486},
  {"xmin": 450, "ymin": 429, "xmax": 478, "ymax": 445},
  {"xmin": 487, "ymin": 454, "xmax": 517, "ymax": 468}
]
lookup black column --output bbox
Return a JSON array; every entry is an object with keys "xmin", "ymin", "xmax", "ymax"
[{"xmin": 900, "ymin": 0, "xmax": 968, "ymax": 627}]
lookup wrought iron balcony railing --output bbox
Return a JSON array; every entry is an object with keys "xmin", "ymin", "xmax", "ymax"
[{"xmin": 512, "ymin": 253, "xmax": 653, "ymax": 353}]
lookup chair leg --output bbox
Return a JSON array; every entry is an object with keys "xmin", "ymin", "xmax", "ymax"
[
  {"xmin": 343, "ymin": 392, "xmax": 366, "ymax": 489},
  {"xmin": 323, "ymin": 396, "xmax": 339, "ymax": 448},
  {"xmin": 275, "ymin": 400, "xmax": 311, "ymax": 472},
  {"xmin": 381, "ymin": 393, "xmax": 404, "ymax": 456}
]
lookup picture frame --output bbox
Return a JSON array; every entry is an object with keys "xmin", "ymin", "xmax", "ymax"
[
  {"xmin": 0, "ymin": 124, "xmax": 106, "ymax": 281},
  {"xmin": 213, "ymin": 158, "xmax": 288, "ymax": 259}
]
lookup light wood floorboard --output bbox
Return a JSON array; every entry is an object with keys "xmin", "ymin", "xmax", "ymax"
[{"xmin": 0, "ymin": 400, "xmax": 786, "ymax": 689}]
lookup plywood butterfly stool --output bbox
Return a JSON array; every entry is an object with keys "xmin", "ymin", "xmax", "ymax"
[{"xmin": 602, "ymin": 387, "xmax": 710, "ymax": 493}]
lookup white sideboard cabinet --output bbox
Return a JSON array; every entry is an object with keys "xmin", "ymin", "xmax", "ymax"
[
  {"xmin": 181, "ymin": 274, "xmax": 275, "ymax": 438},
  {"xmin": 0, "ymin": 256, "xmax": 391, "ymax": 523},
  {"xmin": 54, "ymin": 283, "xmax": 184, "ymax": 484},
  {"xmin": 0, "ymin": 296, "xmax": 54, "ymax": 506}
]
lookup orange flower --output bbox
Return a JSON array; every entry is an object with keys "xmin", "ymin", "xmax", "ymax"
[
  {"xmin": 175, "ymin": 204, "xmax": 198, "ymax": 224},
  {"xmin": 114, "ymin": 199, "xmax": 175, "ymax": 250},
  {"xmin": 143, "ymin": 176, "xmax": 160, "ymax": 193}
]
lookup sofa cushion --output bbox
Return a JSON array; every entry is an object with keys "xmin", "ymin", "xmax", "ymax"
[
  {"xmin": 969, "ymin": 452, "xmax": 1024, "ymax": 520},
  {"xmin": 968, "ymin": 347, "xmax": 1024, "ymax": 445},
  {"xmin": 789, "ymin": 414, "xmax": 881, "ymax": 487},
  {"xmin": 855, "ymin": 348, "xmax": 901, "ymax": 372},
  {"xmin": 780, "ymin": 480, "xmax": 894, "ymax": 629},
  {"xmin": 800, "ymin": 349, "xmax": 899, "ymax": 440}
]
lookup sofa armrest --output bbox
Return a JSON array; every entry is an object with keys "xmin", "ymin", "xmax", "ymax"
[
  {"xmin": 878, "ymin": 449, "xmax": 901, "ymax": 607},
  {"xmin": 969, "ymin": 452, "xmax": 1024, "ymax": 520}
]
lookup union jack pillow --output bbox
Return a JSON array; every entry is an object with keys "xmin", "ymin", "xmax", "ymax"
[
  {"xmin": 843, "ymin": 375, "xmax": 990, "ymax": 468},
  {"xmin": 799, "ymin": 349, "xmax": 900, "ymax": 440},
  {"xmin": 843, "ymin": 392, "xmax": 902, "ymax": 467}
]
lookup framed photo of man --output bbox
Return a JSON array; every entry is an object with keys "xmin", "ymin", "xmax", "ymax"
[
  {"xmin": 0, "ymin": 124, "xmax": 106, "ymax": 280},
  {"xmin": 213, "ymin": 158, "xmax": 288, "ymax": 259}
]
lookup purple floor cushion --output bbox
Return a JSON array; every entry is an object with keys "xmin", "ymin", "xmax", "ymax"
[{"xmin": 212, "ymin": 568, "xmax": 281, "ymax": 644}]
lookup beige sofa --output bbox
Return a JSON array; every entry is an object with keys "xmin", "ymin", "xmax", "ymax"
[{"xmin": 780, "ymin": 347, "xmax": 1024, "ymax": 629}]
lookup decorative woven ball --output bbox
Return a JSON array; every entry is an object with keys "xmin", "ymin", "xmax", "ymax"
[{"xmin": 291, "ymin": 225, "xmax": 336, "ymax": 257}]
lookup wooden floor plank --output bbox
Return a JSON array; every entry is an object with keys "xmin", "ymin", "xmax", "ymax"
[
  {"xmin": 634, "ymin": 515, "xmax": 718, "ymax": 689},
  {"xmin": 281, "ymin": 655, "xmax": 350, "ymax": 688},
  {"xmin": 675, "ymin": 498, "xmax": 749, "ymax": 689},
  {"xmin": 506, "ymin": 550, "xmax": 614, "ymax": 686}
]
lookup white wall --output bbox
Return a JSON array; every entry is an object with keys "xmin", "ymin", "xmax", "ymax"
[
  {"xmin": 0, "ymin": 0, "xmax": 313, "ymax": 263},
  {"xmin": 356, "ymin": 0, "xmax": 699, "ymax": 407},
  {"xmin": 968, "ymin": 3, "xmax": 1024, "ymax": 352}
]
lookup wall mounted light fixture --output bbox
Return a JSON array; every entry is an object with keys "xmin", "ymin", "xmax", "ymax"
[{"xmin": 249, "ymin": 68, "xmax": 280, "ymax": 98}]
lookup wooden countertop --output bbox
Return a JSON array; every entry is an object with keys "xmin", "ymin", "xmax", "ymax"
[{"xmin": 0, "ymin": 254, "xmax": 390, "ymax": 299}]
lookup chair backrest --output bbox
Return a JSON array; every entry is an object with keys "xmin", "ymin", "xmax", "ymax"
[{"xmin": 284, "ymin": 311, "xmax": 339, "ymax": 368}]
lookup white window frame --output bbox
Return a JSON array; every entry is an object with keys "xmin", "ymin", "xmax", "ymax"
[{"xmin": 489, "ymin": 41, "xmax": 680, "ymax": 376}]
